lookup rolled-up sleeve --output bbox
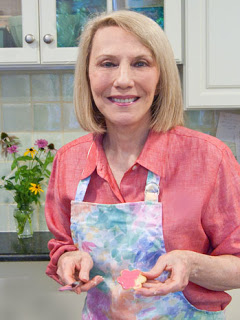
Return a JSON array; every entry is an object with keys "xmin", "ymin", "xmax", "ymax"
[
  {"xmin": 202, "ymin": 147, "xmax": 240, "ymax": 257},
  {"xmin": 45, "ymin": 153, "xmax": 77, "ymax": 284}
]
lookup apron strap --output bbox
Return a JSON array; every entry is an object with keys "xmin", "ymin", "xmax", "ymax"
[
  {"xmin": 74, "ymin": 175, "xmax": 91, "ymax": 201},
  {"xmin": 145, "ymin": 171, "xmax": 160, "ymax": 202},
  {"xmin": 74, "ymin": 170, "xmax": 160, "ymax": 202}
]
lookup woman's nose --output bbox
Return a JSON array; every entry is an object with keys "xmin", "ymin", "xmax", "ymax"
[{"xmin": 113, "ymin": 64, "xmax": 134, "ymax": 88}]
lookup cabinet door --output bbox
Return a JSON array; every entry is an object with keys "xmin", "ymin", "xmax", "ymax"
[
  {"xmin": 39, "ymin": 0, "xmax": 112, "ymax": 64},
  {"xmin": 0, "ymin": 0, "xmax": 39, "ymax": 64},
  {"xmin": 40, "ymin": 0, "xmax": 182, "ymax": 64},
  {"xmin": 0, "ymin": 262, "xmax": 86, "ymax": 320},
  {"xmin": 164, "ymin": 0, "xmax": 183, "ymax": 63},
  {"xmin": 185, "ymin": 0, "xmax": 240, "ymax": 109},
  {"xmin": 112, "ymin": 0, "xmax": 182, "ymax": 63}
]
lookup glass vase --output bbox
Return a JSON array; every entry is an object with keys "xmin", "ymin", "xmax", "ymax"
[{"xmin": 14, "ymin": 206, "xmax": 33, "ymax": 239}]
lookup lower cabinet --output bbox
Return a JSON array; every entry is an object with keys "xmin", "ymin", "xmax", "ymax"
[
  {"xmin": 0, "ymin": 261, "xmax": 86, "ymax": 320},
  {"xmin": 0, "ymin": 261, "xmax": 239, "ymax": 320}
]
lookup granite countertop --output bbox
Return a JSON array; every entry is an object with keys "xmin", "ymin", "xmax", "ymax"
[{"xmin": 0, "ymin": 232, "xmax": 53, "ymax": 262}]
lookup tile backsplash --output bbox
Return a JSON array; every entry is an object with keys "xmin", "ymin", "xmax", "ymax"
[
  {"xmin": 0, "ymin": 70, "xmax": 239, "ymax": 232},
  {"xmin": 0, "ymin": 70, "xmax": 86, "ymax": 232}
]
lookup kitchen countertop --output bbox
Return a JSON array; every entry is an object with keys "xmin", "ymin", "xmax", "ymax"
[{"xmin": 0, "ymin": 232, "xmax": 53, "ymax": 262}]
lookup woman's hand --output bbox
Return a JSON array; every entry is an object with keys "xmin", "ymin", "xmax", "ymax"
[
  {"xmin": 57, "ymin": 250, "xmax": 103, "ymax": 294},
  {"xmin": 135, "ymin": 250, "xmax": 193, "ymax": 296},
  {"xmin": 136, "ymin": 250, "xmax": 240, "ymax": 296}
]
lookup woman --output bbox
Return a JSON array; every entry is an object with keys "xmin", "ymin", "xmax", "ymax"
[{"xmin": 45, "ymin": 10, "xmax": 240, "ymax": 319}]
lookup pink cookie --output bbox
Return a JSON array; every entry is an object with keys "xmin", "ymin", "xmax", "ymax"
[{"xmin": 117, "ymin": 269, "xmax": 147, "ymax": 290}]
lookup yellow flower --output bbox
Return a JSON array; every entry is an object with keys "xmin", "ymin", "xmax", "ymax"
[
  {"xmin": 24, "ymin": 148, "xmax": 37, "ymax": 158},
  {"xmin": 29, "ymin": 183, "xmax": 44, "ymax": 195}
]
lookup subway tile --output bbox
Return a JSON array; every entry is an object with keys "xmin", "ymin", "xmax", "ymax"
[
  {"xmin": 0, "ymin": 187, "xmax": 12, "ymax": 205},
  {"xmin": 184, "ymin": 111, "xmax": 204, "ymax": 127},
  {"xmin": 38, "ymin": 204, "xmax": 48, "ymax": 231},
  {"xmin": 0, "ymin": 204, "xmax": 9, "ymax": 231},
  {"xmin": 33, "ymin": 103, "xmax": 62, "ymax": 131},
  {"xmin": 31, "ymin": 74, "xmax": 61, "ymax": 102},
  {"xmin": 198, "ymin": 110, "xmax": 216, "ymax": 126},
  {"xmin": 0, "ymin": 107, "xmax": 2, "ymax": 132},
  {"xmin": 63, "ymin": 131, "xmax": 88, "ymax": 144},
  {"xmin": 63, "ymin": 103, "xmax": 80, "ymax": 130},
  {"xmin": 62, "ymin": 73, "xmax": 74, "ymax": 101},
  {"xmin": 1, "ymin": 74, "xmax": 31, "ymax": 103},
  {"xmin": 8, "ymin": 204, "xmax": 17, "ymax": 232},
  {"xmin": 2, "ymin": 104, "xmax": 32, "ymax": 132},
  {"xmin": 184, "ymin": 111, "xmax": 216, "ymax": 135},
  {"xmin": 0, "ymin": 161, "xmax": 13, "ymax": 204}
]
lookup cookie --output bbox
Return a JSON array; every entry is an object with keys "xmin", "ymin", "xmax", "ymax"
[{"xmin": 117, "ymin": 269, "xmax": 147, "ymax": 290}]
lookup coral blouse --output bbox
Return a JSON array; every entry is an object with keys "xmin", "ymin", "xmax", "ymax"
[{"xmin": 45, "ymin": 126, "xmax": 240, "ymax": 311}]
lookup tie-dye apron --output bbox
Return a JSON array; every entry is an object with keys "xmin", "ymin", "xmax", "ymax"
[{"xmin": 71, "ymin": 171, "xmax": 225, "ymax": 319}]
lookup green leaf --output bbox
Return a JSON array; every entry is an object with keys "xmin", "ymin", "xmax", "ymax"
[
  {"xmin": 16, "ymin": 155, "xmax": 32, "ymax": 161},
  {"xmin": 35, "ymin": 157, "xmax": 44, "ymax": 166},
  {"xmin": 15, "ymin": 170, "xmax": 20, "ymax": 182},
  {"xmin": 19, "ymin": 165, "xmax": 28, "ymax": 171},
  {"xmin": 11, "ymin": 159, "xmax": 17, "ymax": 170}
]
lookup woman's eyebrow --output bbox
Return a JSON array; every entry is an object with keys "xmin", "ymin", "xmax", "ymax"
[{"xmin": 95, "ymin": 54, "xmax": 154, "ymax": 61}]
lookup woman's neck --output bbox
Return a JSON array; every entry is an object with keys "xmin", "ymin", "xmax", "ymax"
[
  {"xmin": 102, "ymin": 123, "xmax": 150, "ymax": 186},
  {"xmin": 103, "ymin": 124, "xmax": 150, "ymax": 159}
]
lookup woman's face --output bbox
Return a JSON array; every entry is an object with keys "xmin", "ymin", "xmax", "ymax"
[{"xmin": 88, "ymin": 26, "xmax": 160, "ymax": 131}]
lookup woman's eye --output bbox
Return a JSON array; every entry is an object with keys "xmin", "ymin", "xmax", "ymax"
[
  {"xmin": 101, "ymin": 61, "xmax": 116, "ymax": 68},
  {"xmin": 134, "ymin": 61, "xmax": 148, "ymax": 67}
]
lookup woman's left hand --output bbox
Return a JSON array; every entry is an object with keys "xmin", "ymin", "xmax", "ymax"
[{"xmin": 135, "ymin": 250, "xmax": 193, "ymax": 296}]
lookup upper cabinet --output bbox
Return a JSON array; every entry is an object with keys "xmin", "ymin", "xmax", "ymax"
[
  {"xmin": 184, "ymin": 0, "xmax": 240, "ymax": 109},
  {"xmin": 0, "ymin": 0, "xmax": 40, "ymax": 64},
  {"xmin": 0, "ymin": 0, "xmax": 183, "ymax": 65}
]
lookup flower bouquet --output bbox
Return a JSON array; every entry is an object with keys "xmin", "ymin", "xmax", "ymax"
[{"xmin": 0, "ymin": 132, "xmax": 56, "ymax": 238}]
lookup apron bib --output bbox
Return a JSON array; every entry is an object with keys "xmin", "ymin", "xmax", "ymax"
[{"xmin": 71, "ymin": 171, "xmax": 225, "ymax": 320}]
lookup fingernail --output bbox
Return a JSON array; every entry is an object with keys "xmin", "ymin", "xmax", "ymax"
[{"xmin": 81, "ymin": 274, "xmax": 89, "ymax": 282}]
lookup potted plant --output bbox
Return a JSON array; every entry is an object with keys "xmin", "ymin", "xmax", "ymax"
[{"xmin": 0, "ymin": 132, "xmax": 56, "ymax": 238}]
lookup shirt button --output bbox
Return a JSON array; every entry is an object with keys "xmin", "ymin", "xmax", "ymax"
[{"xmin": 132, "ymin": 165, "xmax": 137, "ymax": 170}]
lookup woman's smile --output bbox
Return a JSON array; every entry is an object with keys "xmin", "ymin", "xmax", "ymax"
[{"xmin": 108, "ymin": 95, "xmax": 139, "ymax": 106}]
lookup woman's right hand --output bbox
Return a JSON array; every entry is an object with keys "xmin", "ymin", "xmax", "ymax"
[{"xmin": 57, "ymin": 250, "xmax": 103, "ymax": 294}]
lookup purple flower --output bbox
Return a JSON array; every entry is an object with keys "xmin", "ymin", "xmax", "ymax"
[
  {"xmin": 34, "ymin": 139, "xmax": 48, "ymax": 149},
  {"xmin": 7, "ymin": 145, "xmax": 19, "ymax": 154}
]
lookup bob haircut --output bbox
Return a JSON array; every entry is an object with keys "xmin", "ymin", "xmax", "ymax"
[{"xmin": 74, "ymin": 10, "xmax": 184, "ymax": 134}]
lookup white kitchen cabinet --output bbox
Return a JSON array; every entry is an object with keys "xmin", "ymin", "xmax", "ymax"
[
  {"xmin": 0, "ymin": 0, "xmax": 183, "ymax": 65},
  {"xmin": 0, "ymin": 0, "xmax": 40, "ymax": 64},
  {"xmin": 184, "ymin": 0, "xmax": 240, "ymax": 109},
  {"xmin": 39, "ymin": 0, "xmax": 112, "ymax": 64}
]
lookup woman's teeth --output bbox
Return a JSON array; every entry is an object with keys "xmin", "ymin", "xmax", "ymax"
[{"xmin": 111, "ymin": 97, "xmax": 138, "ymax": 103}]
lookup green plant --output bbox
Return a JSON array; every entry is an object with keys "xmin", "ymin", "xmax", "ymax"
[{"xmin": 0, "ymin": 132, "xmax": 56, "ymax": 234}]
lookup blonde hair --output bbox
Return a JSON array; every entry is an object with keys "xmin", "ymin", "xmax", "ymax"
[{"xmin": 74, "ymin": 10, "xmax": 184, "ymax": 133}]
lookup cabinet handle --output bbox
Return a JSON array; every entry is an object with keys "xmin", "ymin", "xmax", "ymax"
[
  {"xmin": 25, "ymin": 34, "xmax": 35, "ymax": 44},
  {"xmin": 43, "ymin": 34, "xmax": 54, "ymax": 44}
]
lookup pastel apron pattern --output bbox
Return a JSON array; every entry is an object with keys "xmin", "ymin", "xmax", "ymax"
[{"xmin": 71, "ymin": 171, "xmax": 225, "ymax": 319}]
